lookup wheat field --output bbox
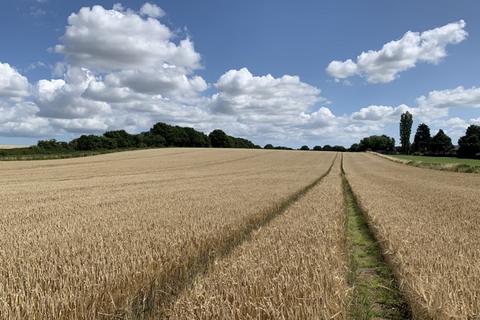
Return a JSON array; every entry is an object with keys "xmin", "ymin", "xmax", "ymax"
[
  {"xmin": 344, "ymin": 153, "xmax": 480, "ymax": 319},
  {"xmin": 167, "ymin": 155, "xmax": 348, "ymax": 319},
  {"xmin": 2, "ymin": 149, "xmax": 480, "ymax": 319},
  {"xmin": 0, "ymin": 148, "xmax": 336, "ymax": 319}
]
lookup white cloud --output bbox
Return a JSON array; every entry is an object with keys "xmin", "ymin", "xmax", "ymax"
[
  {"xmin": 54, "ymin": 4, "xmax": 200, "ymax": 72},
  {"xmin": 0, "ymin": 62, "xmax": 30, "ymax": 98},
  {"xmin": 299, "ymin": 107, "xmax": 336, "ymax": 127},
  {"xmin": 0, "ymin": 101, "xmax": 51, "ymax": 137},
  {"xmin": 417, "ymin": 86, "xmax": 480, "ymax": 109},
  {"xmin": 326, "ymin": 59, "xmax": 357, "ymax": 80},
  {"xmin": 32, "ymin": 2, "xmax": 208, "ymax": 134},
  {"xmin": 50, "ymin": 118, "xmax": 110, "ymax": 133},
  {"xmin": 351, "ymin": 104, "xmax": 411, "ymax": 121},
  {"xmin": 327, "ymin": 20, "xmax": 467, "ymax": 83},
  {"xmin": 0, "ymin": 4, "xmax": 477, "ymax": 148},
  {"xmin": 140, "ymin": 2, "xmax": 165, "ymax": 18},
  {"xmin": 86, "ymin": 66, "xmax": 208, "ymax": 100},
  {"xmin": 211, "ymin": 68, "xmax": 321, "ymax": 122},
  {"xmin": 206, "ymin": 68, "xmax": 388, "ymax": 145},
  {"xmin": 35, "ymin": 67, "xmax": 111, "ymax": 119}
]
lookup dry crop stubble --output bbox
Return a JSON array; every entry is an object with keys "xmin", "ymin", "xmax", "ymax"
[
  {"xmin": 166, "ymin": 155, "xmax": 348, "ymax": 319},
  {"xmin": 0, "ymin": 148, "xmax": 335, "ymax": 319},
  {"xmin": 343, "ymin": 152, "xmax": 480, "ymax": 319}
]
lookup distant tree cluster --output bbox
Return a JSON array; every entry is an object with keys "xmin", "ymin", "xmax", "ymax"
[
  {"xmin": 398, "ymin": 112, "xmax": 456, "ymax": 156},
  {"xmin": 354, "ymin": 135, "xmax": 396, "ymax": 153},
  {"xmin": 320, "ymin": 145, "xmax": 347, "ymax": 152},
  {"xmin": 33, "ymin": 122, "xmax": 260, "ymax": 153},
  {"xmin": 353, "ymin": 111, "xmax": 479, "ymax": 159},
  {"xmin": 263, "ymin": 144, "xmax": 293, "ymax": 150},
  {"xmin": 209, "ymin": 130, "xmax": 259, "ymax": 148},
  {"xmin": 289, "ymin": 145, "xmax": 347, "ymax": 152},
  {"xmin": 264, "ymin": 144, "xmax": 348, "ymax": 152}
]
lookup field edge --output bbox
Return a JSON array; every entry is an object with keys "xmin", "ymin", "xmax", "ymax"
[{"xmin": 369, "ymin": 151, "xmax": 480, "ymax": 174}]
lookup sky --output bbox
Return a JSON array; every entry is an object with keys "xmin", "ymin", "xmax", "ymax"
[{"xmin": 1, "ymin": 0, "xmax": 480, "ymax": 147}]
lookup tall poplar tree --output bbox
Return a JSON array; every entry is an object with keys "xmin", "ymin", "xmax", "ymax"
[{"xmin": 399, "ymin": 111, "xmax": 413, "ymax": 154}]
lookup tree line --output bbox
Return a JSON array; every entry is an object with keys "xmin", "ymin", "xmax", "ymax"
[
  {"xmin": 352, "ymin": 111, "xmax": 480, "ymax": 159},
  {"xmin": 33, "ymin": 122, "xmax": 261, "ymax": 153},
  {"xmin": 3, "ymin": 116, "xmax": 479, "ymax": 159}
]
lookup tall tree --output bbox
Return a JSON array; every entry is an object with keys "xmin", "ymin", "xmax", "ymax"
[
  {"xmin": 399, "ymin": 111, "xmax": 413, "ymax": 154},
  {"xmin": 458, "ymin": 125, "xmax": 480, "ymax": 158},
  {"xmin": 430, "ymin": 129, "xmax": 453, "ymax": 155},
  {"xmin": 412, "ymin": 123, "xmax": 431, "ymax": 153}
]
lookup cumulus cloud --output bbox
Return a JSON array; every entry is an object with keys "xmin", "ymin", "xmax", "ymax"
[
  {"xmin": 299, "ymin": 107, "xmax": 336, "ymax": 127},
  {"xmin": 0, "ymin": 100, "xmax": 51, "ymax": 137},
  {"xmin": 85, "ymin": 66, "xmax": 208, "ymax": 101},
  {"xmin": 351, "ymin": 104, "xmax": 412, "ymax": 121},
  {"xmin": 327, "ymin": 20, "xmax": 467, "ymax": 83},
  {"xmin": 0, "ymin": 3, "xmax": 476, "ymax": 147},
  {"xmin": 0, "ymin": 62, "xmax": 30, "ymax": 98},
  {"xmin": 35, "ymin": 67, "xmax": 111, "ymax": 119},
  {"xmin": 140, "ymin": 2, "xmax": 165, "ymax": 18},
  {"xmin": 49, "ymin": 118, "xmax": 110, "ymax": 133},
  {"xmin": 326, "ymin": 59, "xmax": 357, "ymax": 81},
  {"xmin": 22, "ymin": 3, "xmax": 209, "ymax": 137},
  {"xmin": 55, "ymin": 4, "xmax": 200, "ymax": 71},
  {"xmin": 206, "ymin": 68, "xmax": 383, "ymax": 144},
  {"xmin": 417, "ymin": 86, "xmax": 480, "ymax": 110},
  {"xmin": 211, "ymin": 68, "xmax": 321, "ymax": 122}
]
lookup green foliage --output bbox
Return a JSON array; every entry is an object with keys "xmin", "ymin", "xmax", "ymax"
[
  {"xmin": 299, "ymin": 145, "xmax": 310, "ymax": 151},
  {"xmin": 70, "ymin": 135, "xmax": 114, "ymax": 151},
  {"xmin": 332, "ymin": 145, "xmax": 347, "ymax": 152},
  {"xmin": 37, "ymin": 139, "xmax": 70, "ymax": 151},
  {"xmin": 230, "ymin": 137, "xmax": 259, "ymax": 149},
  {"xmin": 1, "ymin": 122, "xmax": 260, "ymax": 160},
  {"xmin": 150, "ymin": 123, "xmax": 209, "ymax": 147},
  {"xmin": 313, "ymin": 145, "xmax": 322, "ymax": 151},
  {"xmin": 392, "ymin": 154, "xmax": 480, "ymax": 167},
  {"xmin": 208, "ymin": 129, "xmax": 258, "ymax": 149},
  {"xmin": 430, "ymin": 129, "xmax": 454, "ymax": 155},
  {"xmin": 139, "ymin": 132, "xmax": 167, "ymax": 147},
  {"xmin": 349, "ymin": 143, "xmax": 360, "ymax": 152},
  {"xmin": 262, "ymin": 145, "xmax": 293, "ymax": 150},
  {"xmin": 183, "ymin": 127, "xmax": 210, "ymax": 147},
  {"xmin": 358, "ymin": 135, "xmax": 395, "ymax": 153},
  {"xmin": 411, "ymin": 123, "xmax": 431, "ymax": 153},
  {"xmin": 399, "ymin": 111, "xmax": 413, "ymax": 154},
  {"xmin": 209, "ymin": 129, "xmax": 232, "ymax": 148},
  {"xmin": 103, "ymin": 130, "xmax": 137, "ymax": 148},
  {"xmin": 458, "ymin": 125, "xmax": 480, "ymax": 159}
]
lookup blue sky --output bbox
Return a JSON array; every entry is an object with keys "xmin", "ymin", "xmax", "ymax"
[{"xmin": 1, "ymin": 0, "xmax": 479, "ymax": 147}]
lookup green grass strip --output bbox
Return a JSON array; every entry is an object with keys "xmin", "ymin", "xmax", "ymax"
[
  {"xmin": 341, "ymin": 155, "xmax": 411, "ymax": 319},
  {"xmin": 375, "ymin": 153, "xmax": 480, "ymax": 174}
]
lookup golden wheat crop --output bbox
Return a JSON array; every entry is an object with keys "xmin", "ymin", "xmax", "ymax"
[
  {"xmin": 166, "ymin": 156, "xmax": 348, "ymax": 319},
  {"xmin": 343, "ymin": 152, "xmax": 480, "ymax": 319},
  {"xmin": 0, "ymin": 148, "xmax": 336, "ymax": 319}
]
